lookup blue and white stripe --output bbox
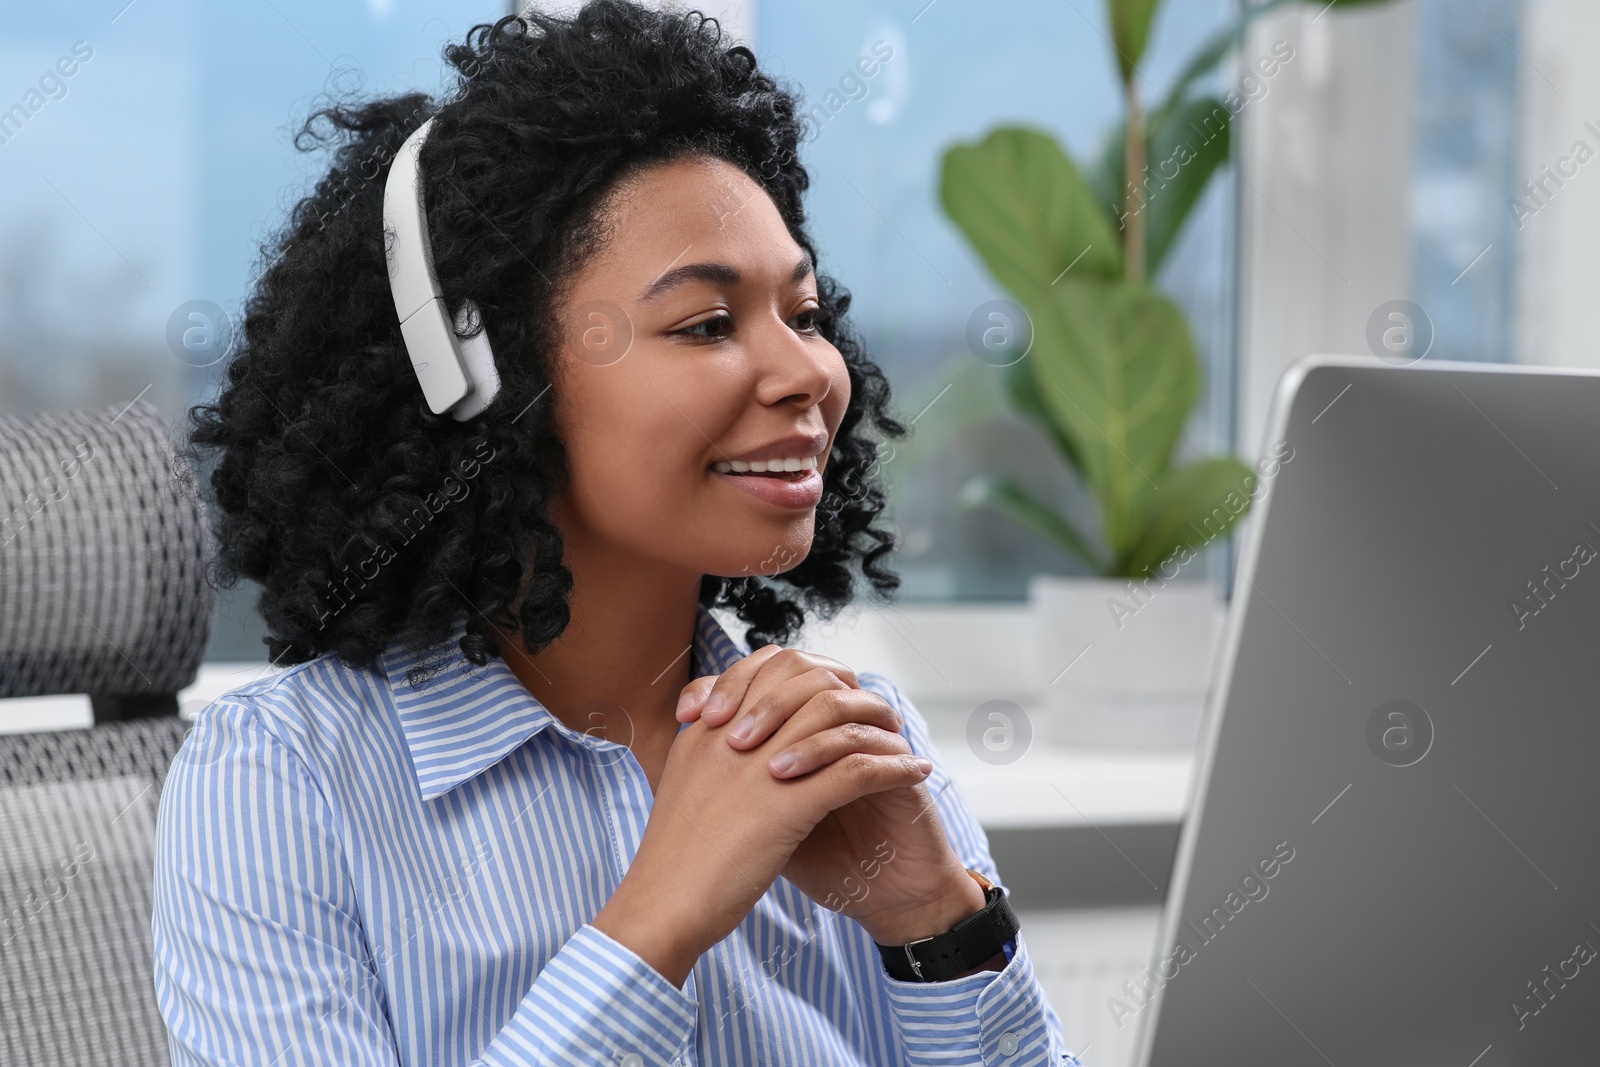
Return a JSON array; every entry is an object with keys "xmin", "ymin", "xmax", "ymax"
[{"xmin": 151, "ymin": 605, "xmax": 1083, "ymax": 1065}]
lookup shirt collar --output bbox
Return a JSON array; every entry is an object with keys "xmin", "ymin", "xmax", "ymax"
[{"xmin": 377, "ymin": 604, "xmax": 752, "ymax": 802}]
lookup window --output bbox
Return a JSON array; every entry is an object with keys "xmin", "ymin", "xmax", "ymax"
[
  {"xmin": 0, "ymin": 0, "xmax": 1537, "ymax": 660},
  {"xmin": 757, "ymin": 0, "xmax": 1242, "ymax": 599},
  {"xmin": 0, "ymin": 1, "xmax": 508, "ymax": 659}
]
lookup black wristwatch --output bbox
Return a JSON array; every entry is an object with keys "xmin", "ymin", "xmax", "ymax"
[{"xmin": 874, "ymin": 869, "xmax": 1020, "ymax": 982}]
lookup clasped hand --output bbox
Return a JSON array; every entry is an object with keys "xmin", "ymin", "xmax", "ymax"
[{"xmin": 674, "ymin": 646, "xmax": 984, "ymax": 947}]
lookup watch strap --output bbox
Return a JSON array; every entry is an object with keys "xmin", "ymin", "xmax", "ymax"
[{"xmin": 873, "ymin": 872, "xmax": 1020, "ymax": 982}]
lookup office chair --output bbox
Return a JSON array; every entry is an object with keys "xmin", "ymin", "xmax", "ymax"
[{"xmin": 0, "ymin": 398, "xmax": 214, "ymax": 1066}]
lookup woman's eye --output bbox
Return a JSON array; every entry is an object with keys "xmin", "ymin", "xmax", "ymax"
[
  {"xmin": 677, "ymin": 313, "xmax": 733, "ymax": 340},
  {"xmin": 675, "ymin": 306, "xmax": 819, "ymax": 340}
]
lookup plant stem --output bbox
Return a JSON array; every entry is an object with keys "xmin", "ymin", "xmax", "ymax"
[{"xmin": 1123, "ymin": 76, "xmax": 1146, "ymax": 284}]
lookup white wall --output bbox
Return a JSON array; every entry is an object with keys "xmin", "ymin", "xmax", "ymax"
[
  {"xmin": 1512, "ymin": 0, "xmax": 1600, "ymax": 370},
  {"xmin": 1235, "ymin": 0, "xmax": 1418, "ymax": 456}
]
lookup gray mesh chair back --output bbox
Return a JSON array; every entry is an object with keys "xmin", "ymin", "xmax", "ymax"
[
  {"xmin": 0, "ymin": 399, "xmax": 214, "ymax": 718},
  {"xmin": 1, "ymin": 717, "xmax": 192, "ymax": 1066},
  {"xmin": 1, "ymin": 399, "xmax": 215, "ymax": 1064}
]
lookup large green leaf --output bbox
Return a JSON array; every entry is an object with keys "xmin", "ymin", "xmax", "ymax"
[
  {"xmin": 939, "ymin": 0, "xmax": 1400, "ymax": 578},
  {"xmin": 1090, "ymin": 0, "xmax": 1274, "ymax": 203},
  {"xmin": 1086, "ymin": 130, "xmax": 1126, "ymax": 237},
  {"xmin": 1120, "ymin": 456, "xmax": 1254, "ymax": 576},
  {"xmin": 1155, "ymin": 0, "xmax": 1294, "ymax": 125},
  {"xmin": 1144, "ymin": 97, "xmax": 1232, "ymax": 270},
  {"xmin": 1088, "ymin": 96, "xmax": 1234, "ymax": 276},
  {"xmin": 1002, "ymin": 356, "xmax": 1085, "ymax": 472},
  {"xmin": 1026, "ymin": 279, "xmax": 1200, "ymax": 559},
  {"xmin": 1106, "ymin": 0, "xmax": 1163, "ymax": 85},
  {"xmin": 959, "ymin": 475, "xmax": 1107, "ymax": 572},
  {"xmin": 940, "ymin": 126, "xmax": 1122, "ymax": 299}
]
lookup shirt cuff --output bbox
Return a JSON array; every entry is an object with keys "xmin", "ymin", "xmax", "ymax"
[
  {"xmin": 878, "ymin": 929, "xmax": 1063, "ymax": 1065},
  {"xmin": 490, "ymin": 922, "xmax": 699, "ymax": 1067}
]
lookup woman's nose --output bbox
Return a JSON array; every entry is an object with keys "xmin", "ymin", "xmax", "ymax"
[{"xmin": 749, "ymin": 315, "xmax": 836, "ymax": 408}]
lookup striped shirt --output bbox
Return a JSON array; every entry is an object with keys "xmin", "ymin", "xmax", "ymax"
[{"xmin": 151, "ymin": 604, "xmax": 1082, "ymax": 1066}]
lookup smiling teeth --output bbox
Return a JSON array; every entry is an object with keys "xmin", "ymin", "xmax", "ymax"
[{"xmin": 712, "ymin": 455, "xmax": 819, "ymax": 474}]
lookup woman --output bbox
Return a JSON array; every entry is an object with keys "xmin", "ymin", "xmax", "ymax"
[{"xmin": 154, "ymin": 3, "xmax": 1080, "ymax": 1064}]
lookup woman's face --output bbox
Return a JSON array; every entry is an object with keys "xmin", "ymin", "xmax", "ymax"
[{"xmin": 546, "ymin": 154, "xmax": 852, "ymax": 583}]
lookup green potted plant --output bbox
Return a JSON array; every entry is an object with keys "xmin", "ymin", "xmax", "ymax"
[{"xmin": 938, "ymin": 0, "xmax": 1388, "ymax": 746}]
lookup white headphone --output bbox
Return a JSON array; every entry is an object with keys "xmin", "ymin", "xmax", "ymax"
[{"xmin": 382, "ymin": 117, "xmax": 501, "ymax": 421}]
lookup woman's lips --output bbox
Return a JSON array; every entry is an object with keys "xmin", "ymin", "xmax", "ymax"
[{"xmin": 709, "ymin": 467, "xmax": 824, "ymax": 509}]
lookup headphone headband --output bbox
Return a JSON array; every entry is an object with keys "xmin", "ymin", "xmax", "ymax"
[{"xmin": 382, "ymin": 117, "xmax": 500, "ymax": 421}]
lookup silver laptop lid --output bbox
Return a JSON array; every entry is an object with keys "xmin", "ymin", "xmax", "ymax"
[{"xmin": 1137, "ymin": 355, "xmax": 1600, "ymax": 1066}]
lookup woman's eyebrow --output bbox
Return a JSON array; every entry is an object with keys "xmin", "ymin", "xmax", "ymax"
[{"xmin": 638, "ymin": 251, "xmax": 813, "ymax": 304}]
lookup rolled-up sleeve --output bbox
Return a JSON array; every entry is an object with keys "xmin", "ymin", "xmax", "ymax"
[
  {"xmin": 858, "ymin": 673, "xmax": 1085, "ymax": 1067},
  {"xmin": 151, "ymin": 700, "xmax": 700, "ymax": 1067}
]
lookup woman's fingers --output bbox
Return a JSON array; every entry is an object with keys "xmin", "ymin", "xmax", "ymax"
[
  {"xmin": 792, "ymin": 749, "xmax": 935, "ymax": 815},
  {"xmin": 767, "ymin": 720, "xmax": 925, "ymax": 779},
  {"xmin": 673, "ymin": 674, "xmax": 719, "ymax": 722},
  {"xmin": 675, "ymin": 647, "xmax": 874, "ymax": 758},
  {"xmin": 720, "ymin": 666, "xmax": 848, "ymax": 749},
  {"xmin": 728, "ymin": 666, "xmax": 896, "ymax": 754},
  {"xmin": 689, "ymin": 644, "xmax": 785, "ymax": 724},
  {"xmin": 709, "ymin": 647, "xmax": 861, "ymax": 737},
  {"xmin": 674, "ymin": 643, "xmax": 783, "ymax": 723}
]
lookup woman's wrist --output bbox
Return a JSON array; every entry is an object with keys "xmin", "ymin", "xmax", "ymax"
[
  {"xmin": 592, "ymin": 880, "xmax": 708, "ymax": 989},
  {"xmin": 942, "ymin": 947, "xmax": 1010, "ymax": 980},
  {"xmin": 856, "ymin": 866, "xmax": 989, "ymax": 947}
]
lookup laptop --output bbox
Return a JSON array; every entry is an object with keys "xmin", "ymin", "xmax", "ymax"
[{"xmin": 1134, "ymin": 355, "xmax": 1600, "ymax": 1066}]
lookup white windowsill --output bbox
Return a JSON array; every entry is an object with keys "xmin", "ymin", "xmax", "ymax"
[{"xmin": 0, "ymin": 603, "xmax": 1195, "ymax": 831}]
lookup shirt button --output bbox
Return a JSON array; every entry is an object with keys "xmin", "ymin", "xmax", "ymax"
[
  {"xmin": 998, "ymin": 1031, "xmax": 1020, "ymax": 1056},
  {"xmin": 619, "ymin": 1055, "xmax": 644, "ymax": 1067}
]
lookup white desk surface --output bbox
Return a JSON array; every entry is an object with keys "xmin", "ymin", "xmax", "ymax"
[{"xmin": 1, "ymin": 662, "xmax": 1195, "ymax": 831}]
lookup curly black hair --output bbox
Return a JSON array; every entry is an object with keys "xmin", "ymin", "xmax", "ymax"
[{"xmin": 182, "ymin": 0, "xmax": 908, "ymax": 689}]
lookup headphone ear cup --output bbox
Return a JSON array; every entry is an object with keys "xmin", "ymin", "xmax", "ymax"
[
  {"xmin": 448, "ymin": 299, "xmax": 500, "ymax": 421},
  {"xmin": 383, "ymin": 117, "xmax": 499, "ymax": 422}
]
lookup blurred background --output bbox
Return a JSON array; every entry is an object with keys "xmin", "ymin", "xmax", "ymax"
[
  {"xmin": 1, "ymin": 0, "xmax": 1562, "ymax": 657},
  {"xmin": 3, "ymin": 1, "xmax": 1596, "ymax": 1062}
]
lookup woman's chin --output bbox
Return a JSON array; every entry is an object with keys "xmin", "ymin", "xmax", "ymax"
[{"xmin": 697, "ymin": 535, "xmax": 815, "ymax": 581}]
